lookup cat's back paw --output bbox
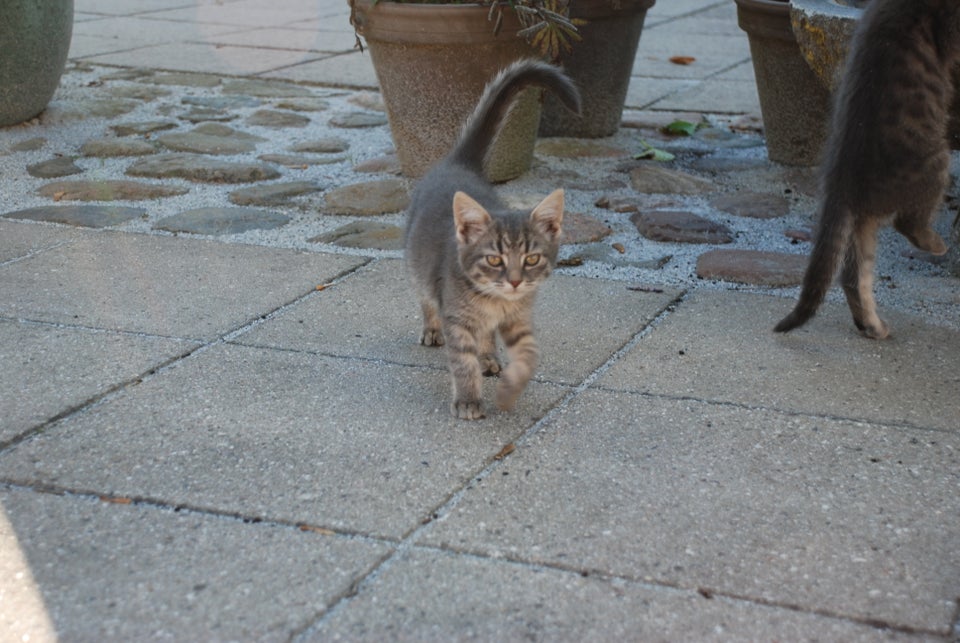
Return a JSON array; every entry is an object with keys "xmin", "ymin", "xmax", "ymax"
[
  {"xmin": 913, "ymin": 230, "xmax": 948, "ymax": 256},
  {"xmin": 895, "ymin": 222, "xmax": 948, "ymax": 255},
  {"xmin": 855, "ymin": 317, "xmax": 890, "ymax": 339},
  {"xmin": 452, "ymin": 399, "xmax": 485, "ymax": 420}
]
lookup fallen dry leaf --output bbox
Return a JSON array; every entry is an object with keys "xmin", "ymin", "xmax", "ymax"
[
  {"xmin": 493, "ymin": 443, "xmax": 515, "ymax": 460},
  {"xmin": 99, "ymin": 495, "xmax": 132, "ymax": 505},
  {"xmin": 669, "ymin": 55, "xmax": 696, "ymax": 65},
  {"xmin": 298, "ymin": 524, "xmax": 335, "ymax": 535}
]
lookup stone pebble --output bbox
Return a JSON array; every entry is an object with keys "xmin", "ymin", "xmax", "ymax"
[
  {"xmin": 155, "ymin": 207, "xmax": 290, "ymax": 235},
  {"xmin": 37, "ymin": 180, "xmax": 188, "ymax": 201},
  {"xmin": 696, "ymin": 249, "xmax": 808, "ymax": 287},
  {"xmin": 3, "ymin": 205, "xmax": 146, "ymax": 228},
  {"xmin": 1, "ymin": 65, "xmax": 827, "ymax": 288},
  {"xmin": 631, "ymin": 211, "xmax": 733, "ymax": 245},
  {"xmin": 126, "ymin": 154, "xmax": 281, "ymax": 183}
]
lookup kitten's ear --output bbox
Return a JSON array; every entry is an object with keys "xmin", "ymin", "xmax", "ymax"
[
  {"xmin": 453, "ymin": 191, "xmax": 492, "ymax": 246},
  {"xmin": 530, "ymin": 189, "xmax": 564, "ymax": 241}
]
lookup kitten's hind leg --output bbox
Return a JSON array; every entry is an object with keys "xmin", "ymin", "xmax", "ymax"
[
  {"xmin": 478, "ymin": 331, "xmax": 501, "ymax": 376},
  {"xmin": 893, "ymin": 210, "xmax": 948, "ymax": 256},
  {"xmin": 841, "ymin": 218, "xmax": 889, "ymax": 339},
  {"xmin": 419, "ymin": 299, "xmax": 444, "ymax": 346}
]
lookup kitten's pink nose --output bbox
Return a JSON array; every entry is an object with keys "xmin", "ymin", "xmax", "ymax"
[{"xmin": 509, "ymin": 280, "xmax": 522, "ymax": 289}]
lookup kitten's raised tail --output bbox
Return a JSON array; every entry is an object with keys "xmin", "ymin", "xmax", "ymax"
[
  {"xmin": 450, "ymin": 59, "xmax": 581, "ymax": 173},
  {"xmin": 774, "ymin": 194, "xmax": 853, "ymax": 333}
]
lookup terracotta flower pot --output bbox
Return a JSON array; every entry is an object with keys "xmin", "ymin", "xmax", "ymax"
[
  {"xmin": 0, "ymin": 0, "xmax": 74, "ymax": 127},
  {"xmin": 736, "ymin": 0, "xmax": 830, "ymax": 166},
  {"xmin": 539, "ymin": 0, "xmax": 655, "ymax": 138},
  {"xmin": 351, "ymin": 0, "xmax": 544, "ymax": 181}
]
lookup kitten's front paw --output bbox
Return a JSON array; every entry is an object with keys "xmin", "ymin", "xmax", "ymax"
[
  {"xmin": 480, "ymin": 354, "xmax": 501, "ymax": 376},
  {"xmin": 452, "ymin": 399, "xmax": 485, "ymax": 420},
  {"xmin": 420, "ymin": 328, "xmax": 444, "ymax": 346},
  {"xmin": 495, "ymin": 381, "xmax": 523, "ymax": 412}
]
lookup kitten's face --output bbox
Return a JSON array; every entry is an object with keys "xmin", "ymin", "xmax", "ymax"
[{"xmin": 453, "ymin": 190, "xmax": 564, "ymax": 300}]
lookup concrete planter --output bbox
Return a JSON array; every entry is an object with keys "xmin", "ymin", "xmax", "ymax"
[
  {"xmin": 791, "ymin": 0, "xmax": 960, "ymax": 149},
  {"xmin": 736, "ymin": 0, "xmax": 830, "ymax": 166},
  {"xmin": 350, "ymin": 0, "xmax": 543, "ymax": 181},
  {"xmin": 0, "ymin": 0, "xmax": 74, "ymax": 127},
  {"xmin": 539, "ymin": 0, "xmax": 655, "ymax": 138}
]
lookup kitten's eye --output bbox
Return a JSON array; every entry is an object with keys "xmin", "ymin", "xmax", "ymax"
[
  {"xmin": 486, "ymin": 255, "xmax": 504, "ymax": 267},
  {"xmin": 524, "ymin": 254, "xmax": 541, "ymax": 266}
]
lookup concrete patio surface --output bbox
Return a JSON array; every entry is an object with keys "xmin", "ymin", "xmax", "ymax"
[{"xmin": 1, "ymin": 0, "xmax": 959, "ymax": 640}]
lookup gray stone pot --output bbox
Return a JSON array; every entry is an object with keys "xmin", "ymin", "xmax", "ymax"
[
  {"xmin": 789, "ymin": 0, "xmax": 863, "ymax": 91},
  {"xmin": 538, "ymin": 0, "xmax": 655, "ymax": 138},
  {"xmin": 736, "ymin": 0, "xmax": 830, "ymax": 166},
  {"xmin": 0, "ymin": 0, "xmax": 74, "ymax": 127}
]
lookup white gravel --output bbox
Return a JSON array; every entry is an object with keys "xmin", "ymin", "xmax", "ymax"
[{"xmin": 3, "ymin": 62, "xmax": 959, "ymax": 331}]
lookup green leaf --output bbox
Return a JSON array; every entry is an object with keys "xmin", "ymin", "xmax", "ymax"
[
  {"xmin": 633, "ymin": 140, "xmax": 675, "ymax": 162},
  {"xmin": 663, "ymin": 120, "xmax": 699, "ymax": 136}
]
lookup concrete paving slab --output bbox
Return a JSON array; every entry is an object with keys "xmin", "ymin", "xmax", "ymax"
[
  {"xmin": 599, "ymin": 291, "xmax": 960, "ymax": 431},
  {"xmin": 80, "ymin": 42, "xmax": 325, "ymax": 76},
  {"xmin": 664, "ymin": 2, "xmax": 745, "ymax": 37},
  {"xmin": 0, "ymin": 231, "xmax": 365, "ymax": 340},
  {"xmin": 0, "ymin": 343, "xmax": 568, "ymax": 540},
  {"xmin": 634, "ymin": 29, "xmax": 752, "ymax": 80},
  {"xmin": 0, "ymin": 486, "xmax": 392, "ymax": 640},
  {"xmin": 0, "ymin": 319, "xmax": 198, "ymax": 443},
  {"xmin": 418, "ymin": 390, "xmax": 960, "ymax": 635},
  {"xmin": 150, "ymin": 3, "xmax": 322, "ymax": 28},
  {"xmin": 71, "ymin": 16, "xmax": 242, "ymax": 48},
  {"xmin": 208, "ymin": 27, "xmax": 354, "ymax": 53},
  {"xmin": 0, "ymin": 220, "xmax": 77, "ymax": 263},
  {"xmin": 626, "ymin": 77, "xmax": 699, "ymax": 110},
  {"xmin": 267, "ymin": 52, "xmax": 378, "ymax": 89},
  {"xmin": 652, "ymin": 77, "xmax": 762, "ymax": 113},
  {"xmin": 67, "ymin": 34, "xmax": 150, "ymax": 60},
  {"xmin": 647, "ymin": 0, "xmax": 727, "ymax": 20},
  {"xmin": 307, "ymin": 548, "xmax": 930, "ymax": 641},
  {"xmin": 76, "ymin": 0, "xmax": 196, "ymax": 16},
  {"xmin": 235, "ymin": 258, "xmax": 681, "ymax": 385}
]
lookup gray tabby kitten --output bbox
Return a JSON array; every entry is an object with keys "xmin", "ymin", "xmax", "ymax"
[
  {"xmin": 405, "ymin": 59, "xmax": 580, "ymax": 419},
  {"xmin": 775, "ymin": 0, "xmax": 958, "ymax": 339}
]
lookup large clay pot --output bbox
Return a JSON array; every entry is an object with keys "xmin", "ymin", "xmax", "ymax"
[
  {"xmin": 0, "ymin": 0, "xmax": 74, "ymax": 127},
  {"xmin": 736, "ymin": 0, "xmax": 830, "ymax": 165},
  {"xmin": 351, "ymin": 0, "xmax": 543, "ymax": 181},
  {"xmin": 539, "ymin": 0, "xmax": 655, "ymax": 138}
]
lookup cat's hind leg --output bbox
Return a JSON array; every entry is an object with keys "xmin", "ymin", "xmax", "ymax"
[
  {"xmin": 892, "ymin": 169, "xmax": 948, "ymax": 255},
  {"xmin": 893, "ymin": 209, "xmax": 947, "ymax": 255},
  {"xmin": 841, "ymin": 217, "xmax": 889, "ymax": 339}
]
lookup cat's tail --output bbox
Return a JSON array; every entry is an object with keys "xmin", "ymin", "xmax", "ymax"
[
  {"xmin": 774, "ymin": 193, "xmax": 852, "ymax": 333},
  {"xmin": 450, "ymin": 59, "xmax": 581, "ymax": 173}
]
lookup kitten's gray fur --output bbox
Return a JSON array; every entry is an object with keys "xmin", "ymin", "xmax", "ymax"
[
  {"xmin": 405, "ymin": 59, "xmax": 581, "ymax": 419},
  {"xmin": 775, "ymin": 0, "xmax": 959, "ymax": 338}
]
